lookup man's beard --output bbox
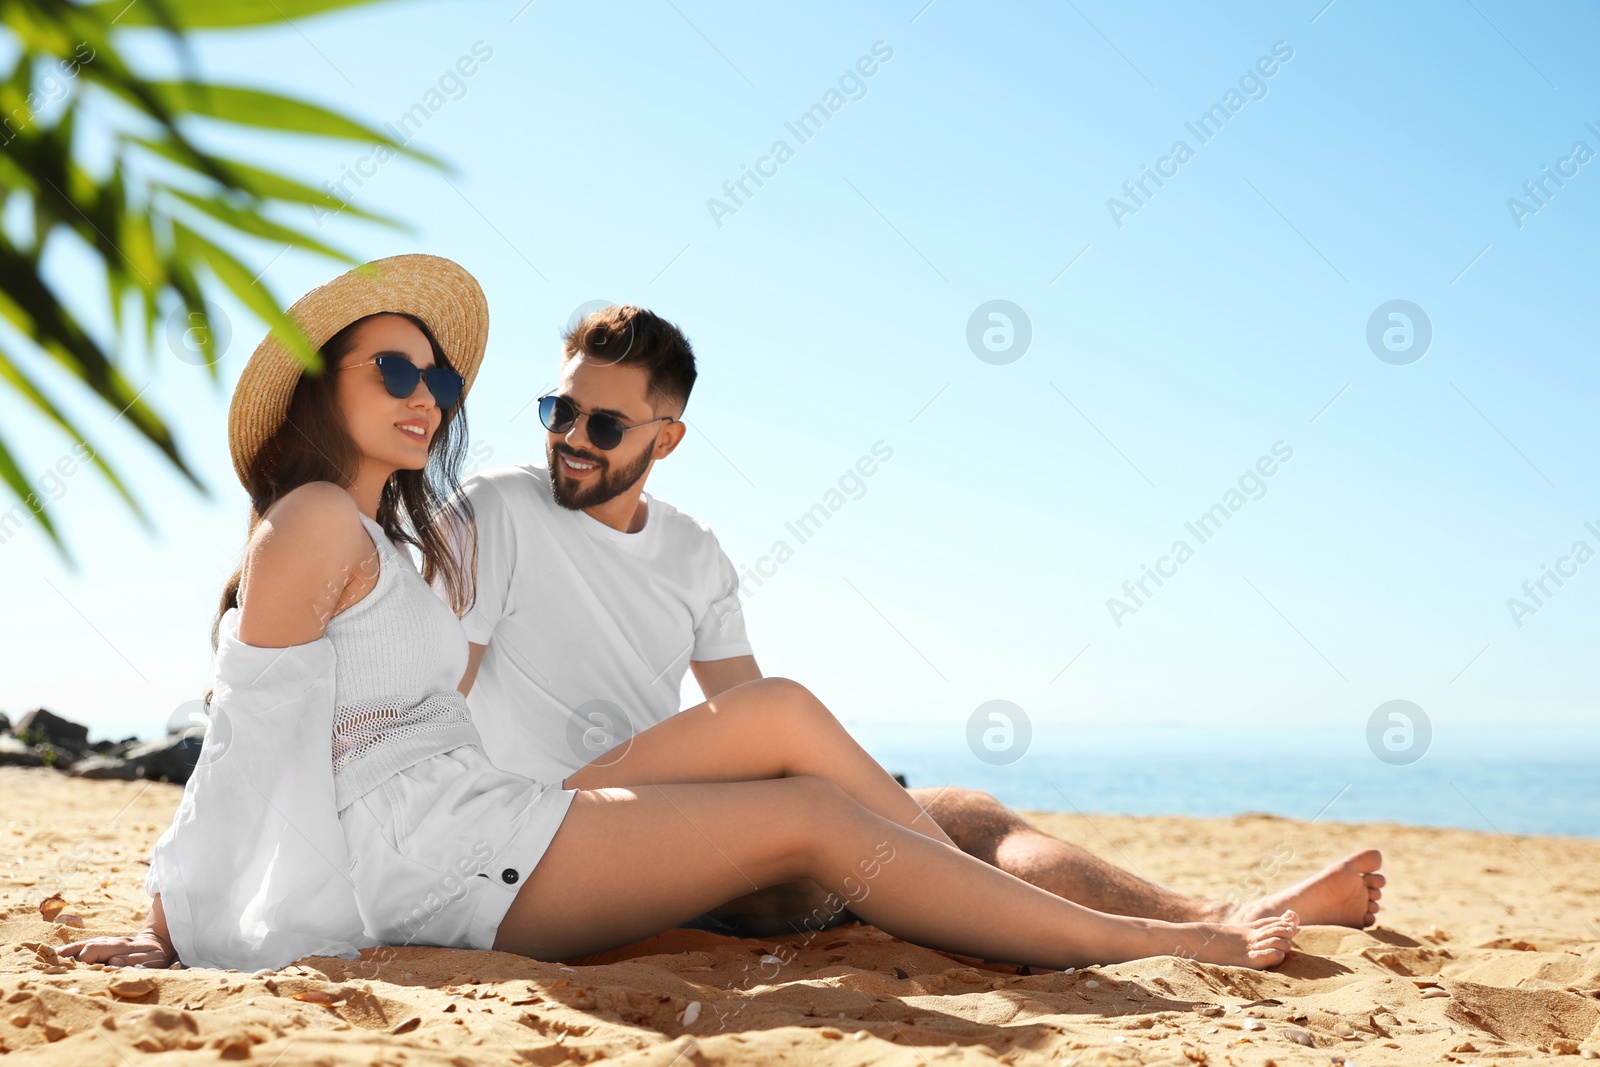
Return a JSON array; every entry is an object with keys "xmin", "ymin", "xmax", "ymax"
[{"xmin": 548, "ymin": 442, "xmax": 654, "ymax": 511}]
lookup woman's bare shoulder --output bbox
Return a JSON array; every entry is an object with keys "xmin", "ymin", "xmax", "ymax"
[{"xmin": 238, "ymin": 483, "xmax": 373, "ymax": 647}]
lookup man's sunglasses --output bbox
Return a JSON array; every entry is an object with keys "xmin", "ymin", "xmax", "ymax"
[
  {"xmin": 349, "ymin": 355, "xmax": 465, "ymax": 410},
  {"xmin": 536, "ymin": 394, "xmax": 674, "ymax": 451}
]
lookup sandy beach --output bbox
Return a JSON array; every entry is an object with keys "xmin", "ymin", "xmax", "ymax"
[{"xmin": 2, "ymin": 765, "xmax": 1596, "ymax": 1065}]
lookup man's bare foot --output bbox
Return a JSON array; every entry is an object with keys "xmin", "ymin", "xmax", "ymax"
[
  {"xmin": 1229, "ymin": 849, "xmax": 1384, "ymax": 928},
  {"xmin": 1170, "ymin": 910, "xmax": 1300, "ymax": 969}
]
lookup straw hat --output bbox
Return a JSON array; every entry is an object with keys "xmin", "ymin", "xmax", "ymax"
[{"xmin": 228, "ymin": 253, "xmax": 489, "ymax": 487}]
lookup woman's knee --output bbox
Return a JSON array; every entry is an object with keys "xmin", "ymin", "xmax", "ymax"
[
  {"xmin": 748, "ymin": 675, "xmax": 812, "ymax": 708},
  {"xmin": 751, "ymin": 677, "xmax": 841, "ymax": 740}
]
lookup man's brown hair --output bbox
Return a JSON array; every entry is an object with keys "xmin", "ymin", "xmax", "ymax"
[{"xmin": 562, "ymin": 305, "xmax": 697, "ymax": 416}]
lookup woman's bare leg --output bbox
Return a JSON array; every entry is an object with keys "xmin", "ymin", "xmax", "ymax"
[
  {"xmin": 562, "ymin": 676, "xmax": 954, "ymax": 848},
  {"xmin": 494, "ymin": 776, "xmax": 1298, "ymax": 971}
]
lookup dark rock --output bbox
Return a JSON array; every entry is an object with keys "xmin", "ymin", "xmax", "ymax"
[
  {"xmin": 67, "ymin": 755, "xmax": 142, "ymax": 781},
  {"xmin": 70, "ymin": 732, "xmax": 201, "ymax": 784},
  {"xmin": 0, "ymin": 734, "xmax": 80, "ymax": 769},
  {"xmin": 117, "ymin": 731, "xmax": 203, "ymax": 785},
  {"xmin": 0, "ymin": 735, "xmax": 43, "ymax": 767},
  {"xmin": 84, "ymin": 735, "xmax": 145, "ymax": 758},
  {"xmin": 32, "ymin": 743, "xmax": 77, "ymax": 770},
  {"xmin": 15, "ymin": 708, "xmax": 90, "ymax": 750},
  {"xmin": 891, "ymin": 772, "xmax": 908, "ymax": 788}
]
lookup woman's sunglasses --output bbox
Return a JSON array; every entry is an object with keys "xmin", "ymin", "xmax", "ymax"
[
  {"xmin": 536, "ymin": 394, "xmax": 674, "ymax": 451},
  {"xmin": 349, "ymin": 355, "xmax": 465, "ymax": 410}
]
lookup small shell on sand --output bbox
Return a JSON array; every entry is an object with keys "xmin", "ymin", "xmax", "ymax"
[{"xmin": 108, "ymin": 977, "xmax": 155, "ymax": 998}]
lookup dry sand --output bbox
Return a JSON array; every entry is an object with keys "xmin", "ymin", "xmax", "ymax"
[{"xmin": 2, "ymin": 765, "xmax": 1597, "ymax": 1065}]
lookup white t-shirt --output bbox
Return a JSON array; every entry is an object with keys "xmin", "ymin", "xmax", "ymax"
[{"xmin": 433, "ymin": 463, "xmax": 752, "ymax": 785}]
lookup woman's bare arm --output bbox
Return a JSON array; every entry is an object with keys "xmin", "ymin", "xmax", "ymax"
[{"xmin": 237, "ymin": 482, "xmax": 376, "ymax": 647}]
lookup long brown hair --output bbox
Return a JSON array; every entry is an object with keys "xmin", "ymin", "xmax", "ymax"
[{"xmin": 210, "ymin": 312, "xmax": 478, "ymax": 655}]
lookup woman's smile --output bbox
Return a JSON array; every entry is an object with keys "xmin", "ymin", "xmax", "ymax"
[{"xmin": 396, "ymin": 418, "xmax": 430, "ymax": 444}]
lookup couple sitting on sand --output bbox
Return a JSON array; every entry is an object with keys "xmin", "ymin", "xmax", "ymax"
[{"xmin": 62, "ymin": 255, "xmax": 1383, "ymax": 975}]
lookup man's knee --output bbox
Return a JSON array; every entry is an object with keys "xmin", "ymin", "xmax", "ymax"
[
  {"xmin": 908, "ymin": 786, "xmax": 1023, "ymax": 861},
  {"xmin": 909, "ymin": 785, "xmax": 1010, "ymax": 823}
]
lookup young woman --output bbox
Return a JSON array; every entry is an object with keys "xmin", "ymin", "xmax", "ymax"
[{"xmin": 61, "ymin": 255, "xmax": 1299, "ymax": 973}]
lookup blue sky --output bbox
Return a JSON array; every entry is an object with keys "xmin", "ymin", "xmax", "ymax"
[{"xmin": 2, "ymin": 0, "xmax": 1595, "ymax": 784}]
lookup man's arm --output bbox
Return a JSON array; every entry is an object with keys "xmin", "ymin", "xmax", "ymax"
[
  {"xmin": 689, "ymin": 654, "xmax": 762, "ymax": 700},
  {"xmin": 459, "ymin": 641, "xmax": 487, "ymax": 697}
]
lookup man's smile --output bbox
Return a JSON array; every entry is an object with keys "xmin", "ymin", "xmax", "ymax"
[{"xmin": 559, "ymin": 452, "xmax": 600, "ymax": 477}]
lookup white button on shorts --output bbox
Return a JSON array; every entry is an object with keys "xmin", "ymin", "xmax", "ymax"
[{"xmin": 339, "ymin": 744, "xmax": 578, "ymax": 951}]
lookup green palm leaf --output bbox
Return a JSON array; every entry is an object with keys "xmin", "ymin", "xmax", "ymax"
[
  {"xmin": 172, "ymin": 222, "xmax": 325, "ymax": 374},
  {"xmin": 0, "ymin": 0, "xmax": 431, "ymax": 558},
  {"xmin": 0, "ymin": 237, "xmax": 199, "ymax": 491},
  {"xmin": 130, "ymin": 135, "xmax": 403, "ymax": 227},
  {"xmin": 142, "ymin": 82, "xmax": 448, "ymax": 170},
  {"xmin": 0, "ymin": 426, "xmax": 62, "ymax": 556},
  {"xmin": 167, "ymin": 187, "xmax": 353, "ymax": 261},
  {"xmin": 87, "ymin": 0, "xmax": 388, "ymax": 30},
  {"xmin": 0, "ymin": 352, "xmax": 149, "ymax": 528}
]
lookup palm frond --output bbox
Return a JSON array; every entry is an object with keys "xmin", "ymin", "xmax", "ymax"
[{"xmin": 0, "ymin": 0, "xmax": 424, "ymax": 555}]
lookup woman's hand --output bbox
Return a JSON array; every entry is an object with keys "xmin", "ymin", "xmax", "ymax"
[
  {"xmin": 60, "ymin": 892, "xmax": 179, "ymax": 968},
  {"xmin": 59, "ymin": 931, "xmax": 177, "ymax": 968}
]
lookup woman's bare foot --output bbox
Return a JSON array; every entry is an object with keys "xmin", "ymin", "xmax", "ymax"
[
  {"xmin": 1230, "ymin": 849, "xmax": 1384, "ymax": 928},
  {"xmin": 1169, "ymin": 910, "xmax": 1300, "ymax": 969}
]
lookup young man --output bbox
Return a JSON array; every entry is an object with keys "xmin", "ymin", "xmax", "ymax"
[{"xmin": 438, "ymin": 305, "xmax": 1385, "ymax": 937}]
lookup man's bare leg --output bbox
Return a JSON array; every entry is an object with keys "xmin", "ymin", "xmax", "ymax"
[{"xmin": 911, "ymin": 787, "xmax": 1384, "ymax": 928}]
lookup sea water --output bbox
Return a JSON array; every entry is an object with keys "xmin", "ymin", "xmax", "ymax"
[{"xmin": 849, "ymin": 721, "xmax": 1600, "ymax": 839}]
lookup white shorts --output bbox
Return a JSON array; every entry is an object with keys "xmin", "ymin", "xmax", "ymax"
[{"xmin": 338, "ymin": 744, "xmax": 578, "ymax": 951}]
